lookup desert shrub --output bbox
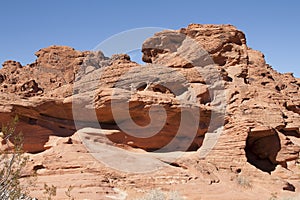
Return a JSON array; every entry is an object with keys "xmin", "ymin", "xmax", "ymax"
[
  {"xmin": 136, "ymin": 189, "xmax": 184, "ymax": 200},
  {"xmin": 269, "ymin": 196, "xmax": 300, "ymax": 200},
  {"xmin": 140, "ymin": 189, "xmax": 165, "ymax": 200},
  {"xmin": 0, "ymin": 116, "xmax": 32, "ymax": 199},
  {"xmin": 0, "ymin": 117, "xmax": 78, "ymax": 200},
  {"xmin": 65, "ymin": 185, "xmax": 75, "ymax": 200},
  {"xmin": 168, "ymin": 191, "xmax": 184, "ymax": 200},
  {"xmin": 43, "ymin": 183, "xmax": 57, "ymax": 200},
  {"xmin": 236, "ymin": 175, "xmax": 252, "ymax": 188}
]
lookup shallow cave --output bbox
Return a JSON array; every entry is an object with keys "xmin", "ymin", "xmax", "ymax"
[
  {"xmin": 245, "ymin": 132, "xmax": 281, "ymax": 173},
  {"xmin": 103, "ymin": 108, "xmax": 211, "ymax": 153}
]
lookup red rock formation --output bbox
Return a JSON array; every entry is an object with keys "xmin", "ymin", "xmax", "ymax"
[{"xmin": 0, "ymin": 24, "xmax": 299, "ymax": 199}]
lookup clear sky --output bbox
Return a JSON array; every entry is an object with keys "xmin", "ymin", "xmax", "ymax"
[{"xmin": 0, "ymin": 0, "xmax": 299, "ymax": 77}]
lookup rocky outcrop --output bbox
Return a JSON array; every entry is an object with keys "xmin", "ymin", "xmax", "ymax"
[
  {"xmin": 141, "ymin": 24, "xmax": 300, "ymax": 174},
  {"xmin": 0, "ymin": 46, "xmax": 87, "ymax": 152},
  {"xmin": 0, "ymin": 24, "xmax": 299, "ymax": 199}
]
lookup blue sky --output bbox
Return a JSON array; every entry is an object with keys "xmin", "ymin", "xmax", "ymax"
[{"xmin": 0, "ymin": 0, "xmax": 299, "ymax": 77}]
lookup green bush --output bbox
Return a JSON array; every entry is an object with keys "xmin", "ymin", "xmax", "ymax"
[{"xmin": 0, "ymin": 116, "xmax": 31, "ymax": 200}]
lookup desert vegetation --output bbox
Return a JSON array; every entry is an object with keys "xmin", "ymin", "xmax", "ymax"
[{"xmin": 0, "ymin": 116, "xmax": 32, "ymax": 199}]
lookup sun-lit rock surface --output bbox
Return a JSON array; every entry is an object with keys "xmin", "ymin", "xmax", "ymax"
[{"xmin": 0, "ymin": 24, "xmax": 299, "ymax": 199}]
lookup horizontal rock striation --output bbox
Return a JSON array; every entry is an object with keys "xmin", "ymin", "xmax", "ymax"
[{"xmin": 0, "ymin": 24, "xmax": 299, "ymax": 199}]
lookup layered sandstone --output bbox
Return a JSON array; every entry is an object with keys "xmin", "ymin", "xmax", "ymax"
[{"xmin": 0, "ymin": 24, "xmax": 299, "ymax": 199}]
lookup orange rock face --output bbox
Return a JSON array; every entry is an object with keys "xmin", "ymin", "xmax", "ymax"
[{"xmin": 0, "ymin": 24, "xmax": 299, "ymax": 199}]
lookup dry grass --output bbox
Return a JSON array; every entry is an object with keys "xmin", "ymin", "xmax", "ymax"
[
  {"xmin": 135, "ymin": 189, "xmax": 185, "ymax": 200},
  {"xmin": 236, "ymin": 175, "xmax": 252, "ymax": 188}
]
